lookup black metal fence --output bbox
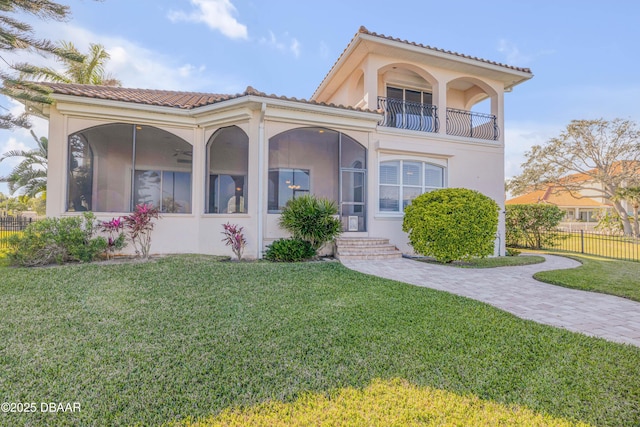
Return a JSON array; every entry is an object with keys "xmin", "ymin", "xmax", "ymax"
[
  {"xmin": 0, "ymin": 216, "xmax": 34, "ymax": 248},
  {"xmin": 509, "ymin": 228, "xmax": 640, "ymax": 262}
]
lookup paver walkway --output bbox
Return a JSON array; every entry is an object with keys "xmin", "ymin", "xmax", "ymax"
[{"xmin": 341, "ymin": 254, "xmax": 640, "ymax": 347}]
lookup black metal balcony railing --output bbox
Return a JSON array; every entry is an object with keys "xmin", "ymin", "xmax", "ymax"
[
  {"xmin": 446, "ymin": 107, "xmax": 499, "ymax": 141},
  {"xmin": 377, "ymin": 97, "xmax": 439, "ymax": 133},
  {"xmin": 378, "ymin": 97, "xmax": 500, "ymax": 141}
]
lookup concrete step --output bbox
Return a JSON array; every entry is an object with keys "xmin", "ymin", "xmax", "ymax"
[
  {"xmin": 335, "ymin": 237, "xmax": 402, "ymax": 260},
  {"xmin": 337, "ymin": 252, "xmax": 402, "ymax": 260},
  {"xmin": 337, "ymin": 244, "xmax": 398, "ymax": 254},
  {"xmin": 335, "ymin": 237, "xmax": 390, "ymax": 246}
]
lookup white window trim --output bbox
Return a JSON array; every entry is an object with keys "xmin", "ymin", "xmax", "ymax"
[{"xmin": 377, "ymin": 158, "xmax": 447, "ymax": 216}]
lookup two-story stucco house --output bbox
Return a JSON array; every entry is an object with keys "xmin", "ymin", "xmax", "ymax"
[{"xmin": 40, "ymin": 27, "xmax": 532, "ymax": 258}]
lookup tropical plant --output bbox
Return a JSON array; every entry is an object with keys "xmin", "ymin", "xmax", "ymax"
[
  {"xmin": 0, "ymin": 0, "xmax": 84, "ymax": 129},
  {"xmin": 221, "ymin": 222, "xmax": 246, "ymax": 260},
  {"xmin": 505, "ymin": 204, "xmax": 566, "ymax": 249},
  {"xmin": 0, "ymin": 130, "xmax": 47, "ymax": 196},
  {"xmin": 279, "ymin": 194, "xmax": 341, "ymax": 251},
  {"xmin": 402, "ymin": 188, "xmax": 499, "ymax": 263},
  {"xmin": 27, "ymin": 41, "xmax": 122, "ymax": 87},
  {"xmin": 101, "ymin": 217, "xmax": 126, "ymax": 259},
  {"xmin": 264, "ymin": 238, "xmax": 316, "ymax": 262},
  {"xmin": 122, "ymin": 203, "xmax": 160, "ymax": 259}
]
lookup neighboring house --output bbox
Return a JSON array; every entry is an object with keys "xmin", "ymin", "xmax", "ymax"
[
  {"xmin": 38, "ymin": 27, "xmax": 532, "ymax": 257},
  {"xmin": 506, "ymin": 185, "xmax": 607, "ymax": 224}
]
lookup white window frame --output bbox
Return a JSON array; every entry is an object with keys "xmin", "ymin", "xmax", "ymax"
[{"xmin": 378, "ymin": 159, "xmax": 447, "ymax": 215}]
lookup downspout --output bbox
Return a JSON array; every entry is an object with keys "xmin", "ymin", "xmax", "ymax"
[{"xmin": 257, "ymin": 102, "xmax": 266, "ymax": 258}]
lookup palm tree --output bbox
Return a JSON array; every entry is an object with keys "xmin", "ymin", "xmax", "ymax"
[
  {"xmin": 0, "ymin": 0, "xmax": 78, "ymax": 129},
  {"xmin": 0, "ymin": 130, "xmax": 47, "ymax": 197},
  {"xmin": 28, "ymin": 41, "xmax": 121, "ymax": 86}
]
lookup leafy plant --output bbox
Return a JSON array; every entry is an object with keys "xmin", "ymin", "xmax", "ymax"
[
  {"xmin": 123, "ymin": 203, "xmax": 160, "ymax": 259},
  {"xmin": 505, "ymin": 204, "xmax": 565, "ymax": 249},
  {"xmin": 101, "ymin": 217, "xmax": 127, "ymax": 259},
  {"xmin": 264, "ymin": 238, "xmax": 316, "ymax": 262},
  {"xmin": 403, "ymin": 188, "xmax": 499, "ymax": 263},
  {"xmin": 221, "ymin": 222, "xmax": 246, "ymax": 260},
  {"xmin": 279, "ymin": 194, "xmax": 341, "ymax": 250},
  {"xmin": 4, "ymin": 212, "xmax": 107, "ymax": 266},
  {"xmin": 505, "ymin": 248, "xmax": 521, "ymax": 257}
]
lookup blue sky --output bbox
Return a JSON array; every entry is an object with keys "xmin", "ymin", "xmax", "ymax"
[{"xmin": 2, "ymin": 0, "xmax": 639, "ymax": 195}]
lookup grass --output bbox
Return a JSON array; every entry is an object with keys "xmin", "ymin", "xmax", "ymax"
[
  {"xmin": 0, "ymin": 256, "xmax": 639, "ymax": 426},
  {"xmin": 533, "ymin": 252, "xmax": 640, "ymax": 302},
  {"xmin": 414, "ymin": 254, "xmax": 545, "ymax": 268},
  {"xmin": 520, "ymin": 231, "xmax": 640, "ymax": 262}
]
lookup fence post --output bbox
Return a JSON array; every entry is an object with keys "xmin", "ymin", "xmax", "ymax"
[{"xmin": 580, "ymin": 230, "xmax": 585, "ymax": 254}]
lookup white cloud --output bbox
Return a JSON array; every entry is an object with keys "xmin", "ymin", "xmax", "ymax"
[
  {"xmin": 19, "ymin": 23, "xmax": 243, "ymax": 92},
  {"xmin": 260, "ymin": 31, "xmax": 301, "ymax": 57},
  {"xmin": 168, "ymin": 0, "xmax": 248, "ymax": 40},
  {"xmin": 497, "ymin": 39, "xmax": 532, "ymax": 65}
]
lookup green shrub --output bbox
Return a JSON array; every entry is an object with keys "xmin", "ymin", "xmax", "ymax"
[
  {"xmin": 264, "ymin": 238, "xmax": 316, "ymax": 262},
  {"xmin": 4, "ymin": 212, "xmax": 107, "ymax": 266},
  {"xmin": 279, "ymin": 195, "xmax": 341, "ymax": 250},
  {"xmin": 506, "ymin": 248, "xmax": 521, "ymax": 257},
  {"xmin": 403, "ymin": 188, "xmax": 499, "ymax": 263},
  {"xmin": 505, "ymin": 204, "xmax": 565, "ymax": 249}
]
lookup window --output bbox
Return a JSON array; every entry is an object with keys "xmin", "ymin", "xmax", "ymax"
[
  {"xmin": 134, "ymin": 170, "xmax": 191, "ymax": 213},
  {"xmin": 66, "ymin": 123, "xmax": 192, "ymax": 213},
  {"xmin": 379, "ymin": 160, "xmax": 445, "ymax": 213},
  {"xmin": 206, "ymin": 126, "xmax": 249, "ymax": 214},
  {"xmin": 268, "ymin": 168, "xmax": 310, "ymax": 212},
  {"xmin": 386, "ymin": 86, "xmax": 435, "ymax": 131}
]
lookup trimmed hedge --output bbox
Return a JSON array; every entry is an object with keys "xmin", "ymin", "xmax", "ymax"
[{"xmin": 403, "ymin": 188, "xmax": 499, "ymax": 263}]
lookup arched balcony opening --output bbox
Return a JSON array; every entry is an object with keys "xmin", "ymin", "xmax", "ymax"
[
  {"xmin": 377, "ymin": 64, "xmax": 439, "ymax": 133},
  {"xmin": 446, "ymin": 77, "xmax": 499, "ymax": 141}
]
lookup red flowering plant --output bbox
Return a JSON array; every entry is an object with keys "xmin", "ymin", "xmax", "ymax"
[
  {"xmin": 101, "ymin": 217, "xmax": 127, "ymax": 259},
  {"xmin": 221, "ymin": 222, "xmax": 246, "ymax": 260},
  {"xmin": 123, "ymin": 203, "xmax": 160, "ymax": 259}
]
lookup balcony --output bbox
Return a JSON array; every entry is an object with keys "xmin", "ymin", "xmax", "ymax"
[
  {"xmin": 377, "ymin": 97, "xmax": 439, "ymax": 133},
  {"xmin": 446, "ymin": 108, "xmax": 499, "ymax": 141},
  {"xmin": 377, "ymin": 97, "xmax": 499, "ymax": 141}
]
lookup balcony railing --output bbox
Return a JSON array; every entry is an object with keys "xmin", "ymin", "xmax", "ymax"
[
  {"xmin": 446, "ymin": 108, "xmax": 499, "ymax": 141},
  {"xmin": 377, "ymin": 97, "xmax": 439, "ymax": 133},
  {"xmin": 377, "ymin": 97, "xmax": 500, "ymax": 141}
]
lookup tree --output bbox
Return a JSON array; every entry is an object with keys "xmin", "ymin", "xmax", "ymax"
[
  {"xmin": 27, "ymin": 41, "xmax": 121, "ymax": 86},
  {"xmin": 0, "ymin": 130, "xmax": 47, "ymax": 197},
  {"xmin": 614, "ymin": 187, "xmax": 640, "ymax": 237},
  {"xmin": 507, "ymin": 119, "xmax": 640, "ymax": 237},
  {"xmin": 402, "ymin": 188, "xmax": 499, "ymax": 263},
  {"xmin": 0, "ymin": 0, "xmax": 83, "ymax": 129},
  {"xmin": 505, "ymin": 204, "xmax": 565, "ymax": 249}
]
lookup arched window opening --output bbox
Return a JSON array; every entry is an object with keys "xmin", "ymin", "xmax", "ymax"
[
  {"xmin": 205, "ymin": 126, "xmax": 249, "ymax": 214},
  {"xmin": 268, "ymin": 127, "xmax": 367, "ymax": 231},
  {"xmin": 66, "ymin": 123, "xmax": 192, "ymax": 213}
]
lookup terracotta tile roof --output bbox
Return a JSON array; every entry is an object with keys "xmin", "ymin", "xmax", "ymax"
[
  {"xmin": 506, "ymin": 186, "xmax": 604, "ymax": 207},
  {"xmin": 314, "ymin": 26, "xmax": 532, "ymax": 98},
  {"xmin": 357, "ymin": 26, "xmax": 532, "ymax": 74},
  {"xmin": 42, "ymin": 82, "xmax": 378, "ymax": 113}
]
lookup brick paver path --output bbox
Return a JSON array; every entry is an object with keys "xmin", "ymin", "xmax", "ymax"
[{"xmin": 341, "ymin": 254, "xmax": 640, "ymax": 347}]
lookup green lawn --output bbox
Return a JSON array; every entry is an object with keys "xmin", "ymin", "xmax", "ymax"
[
  {"xmin": 415, "ymin": 254, "xmax": 545, "ymax": 268},
  {"xmin": 0, "ymin": 256, "xmax": 639, "ymax": 426},
  {"xmin": 534, "ymin": 253, "xmax": 640, "ymax": 302}
]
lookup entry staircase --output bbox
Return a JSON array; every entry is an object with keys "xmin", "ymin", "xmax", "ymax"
[{"xmin": 335, "ymin": 237, "xmax": 402, "ymax": 260}]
